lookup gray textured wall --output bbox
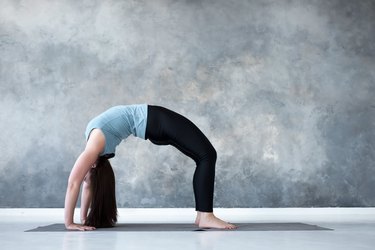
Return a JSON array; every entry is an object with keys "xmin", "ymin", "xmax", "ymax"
[{"xmin": 0, "ymin": 0, "xmax": 374, "ymax": 208}]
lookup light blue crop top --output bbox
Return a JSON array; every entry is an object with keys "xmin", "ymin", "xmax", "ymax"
[{"xmin": 85, "ymin": 104, "xmax": 148, "ymax": 157}]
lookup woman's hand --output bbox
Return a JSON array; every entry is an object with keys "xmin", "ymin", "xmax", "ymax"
[{"xmin": 66, "ymin": 223, "xmax": 96, "ymax": 231}]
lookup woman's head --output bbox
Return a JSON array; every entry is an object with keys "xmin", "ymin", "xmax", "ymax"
[{"xmin": 84, "ymin": 157, "xmax": 117, "ymax": 228}]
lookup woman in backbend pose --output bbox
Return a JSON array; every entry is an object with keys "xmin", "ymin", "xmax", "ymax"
[{"xmin": 64, "ymin": 104, "xmax": 236, "ymax": 231}]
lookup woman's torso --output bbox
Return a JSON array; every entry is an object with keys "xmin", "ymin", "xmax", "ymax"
[{"xmin": 85, "ymin": 104, "xmax": 148, "ymax": 157}]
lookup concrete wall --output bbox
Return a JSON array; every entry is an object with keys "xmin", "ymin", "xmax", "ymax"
[{"xmin": 0, "ymin": 0, "xmax": 374, "ymax": 208}]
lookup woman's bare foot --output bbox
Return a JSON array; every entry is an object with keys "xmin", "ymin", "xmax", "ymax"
[
  {"xmin": 195, "ymin": 212, "xmax": 237, "ymax": 229},
  {"xmin": 195, "ymin": 212, "xmax": 201, "ymax": 225}
]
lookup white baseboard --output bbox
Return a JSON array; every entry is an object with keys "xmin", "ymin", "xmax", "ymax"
[{"xmin": 1, "ymin": 208, "xmax": 375, "ymax": 223}]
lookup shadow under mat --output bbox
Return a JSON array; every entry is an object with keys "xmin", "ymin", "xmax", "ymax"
[{"xmin": 26, "ymin": 223, "xmax": 333, "ymax": 232}]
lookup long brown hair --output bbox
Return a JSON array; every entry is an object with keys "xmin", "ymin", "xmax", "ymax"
[{"xmin": 84, "ymin": 157, "xmax": 118, "ymax": 228}]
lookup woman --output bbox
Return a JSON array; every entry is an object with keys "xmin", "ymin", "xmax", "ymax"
[{"xmin": 64, "ymin": 104, "xmax": 236, "ymax": 230}]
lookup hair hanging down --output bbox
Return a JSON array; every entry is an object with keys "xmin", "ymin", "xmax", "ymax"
[{"xmin": 84, "ymin": 157, "xmax": 118, "ymax": 228}]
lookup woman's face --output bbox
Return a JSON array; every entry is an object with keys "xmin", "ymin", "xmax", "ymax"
[{"xmin": 84, "ymin": 169, "xmax": 93, "ymax": 184}]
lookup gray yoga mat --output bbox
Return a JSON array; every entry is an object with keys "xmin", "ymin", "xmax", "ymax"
[{"xmin": 26, "ymin": 223, "xmax": 332, "ymax": 232}]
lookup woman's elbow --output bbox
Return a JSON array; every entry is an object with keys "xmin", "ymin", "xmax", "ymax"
[{"xmin": 67, "ymin": 178, "xmax": 82, "ymax": 190}]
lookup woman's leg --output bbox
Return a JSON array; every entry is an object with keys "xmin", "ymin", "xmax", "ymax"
[
  {"xmin": 146, "ymin": 105, "xmax": 236, "ymax": 229},
  {"xmin": 146, "ymin": 105, "xmax": 216, "ymax": 212}
]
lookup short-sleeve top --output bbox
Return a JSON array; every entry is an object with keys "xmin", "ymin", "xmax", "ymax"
[{"xmin": 85, "ymin": 104, "xmax": 148, "ymax": 157}]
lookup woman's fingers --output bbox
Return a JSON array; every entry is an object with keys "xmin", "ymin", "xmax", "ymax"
[
  {"xmin": 66, "ymin": 223, "xmax": 96, "ymax": 231},
  {"xmin": 80, "ymin": 225, "xmax": 96, "ymax": 231}
]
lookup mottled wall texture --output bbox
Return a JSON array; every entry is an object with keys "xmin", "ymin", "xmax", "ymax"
[{"xmin": 0, "ymin": 0, "xmax": 374, "ymax": 208}]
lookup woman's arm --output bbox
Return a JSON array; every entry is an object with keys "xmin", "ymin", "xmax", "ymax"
[
  {"xmin": 80, "ymin": 172, "xmax": 92, "ymax": 224},
  {"xmin": 64, "ymin": 150, "xmax": 97, "ymax": 230},
  {"xmin": 64, "ymin": 129, "xmax": 105, "ymax": 231}
]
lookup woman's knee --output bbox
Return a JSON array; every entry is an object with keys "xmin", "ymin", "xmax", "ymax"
[{"xmin": 206, "ymin": 144, "xmax": 217, "ymax": 162}]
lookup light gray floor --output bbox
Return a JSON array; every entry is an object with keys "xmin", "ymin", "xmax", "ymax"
[{"xmin": 1, "ymin": 208, "xmax": 375, "ymax": 250}]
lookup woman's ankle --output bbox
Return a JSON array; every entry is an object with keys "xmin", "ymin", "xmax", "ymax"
[{"xmin": 198, "ymin": 211, "xmax": 214, "ymax": 218}]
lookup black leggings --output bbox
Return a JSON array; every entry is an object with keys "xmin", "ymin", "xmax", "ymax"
[{"xmin": 145, "ymin": 105, "xmax": 216, "ymax": 212}]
